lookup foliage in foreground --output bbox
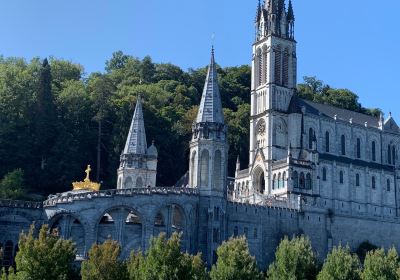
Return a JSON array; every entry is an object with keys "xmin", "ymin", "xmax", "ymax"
[
  {"xmin": 317, "ymin": 245, "xmax": 361, "ymax": 280},
  {"xmin": 127, "ymin": 232, "xmax": 208, "ymax": 280},
  {"xmin": 13, "ymin": 224, "xmax": 76, "ymax": 280},
  {"xmin": 267, "ymin": 235, "xmax": 317, "ymax": 280},
  {"xmin": 361, "ymin": 248, "xmax": 399, "ymax": 280},
  {"xmin": 81, "ymin": 239, "xmax": 128, "ymax": 280},
  {"xmin": 210, "ymin": 236, "xmax": 262, "ymax": 280}
]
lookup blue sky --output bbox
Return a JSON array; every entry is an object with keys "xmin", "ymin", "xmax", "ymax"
[{"xmin": 1, "ymin": 0, "xmax": 400, "ymax": 119}]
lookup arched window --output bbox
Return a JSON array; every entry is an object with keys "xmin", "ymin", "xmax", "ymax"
[
  {"xmin": 325, "ymin": 131, "xmax": 330, "ymax": 153},
  {"xmin": 282, "ymin": 48, "xmax": 289, "ymax": 87},
  {"xmin": 388, "ymin": 145, "xmax": 392, "ymax": 165},
  {"xmin": 372, "ymin": 176, "xmax": 376, "ymax": 189},
  {"xmin": 339, "ymin": 171, "xmax": 344, "ymax": 184},
  {"xmin": 293, "ymin": 171, "xmax": 299, "ymax": 188},
  {"xmin": 262, "ymin": 49, "xmax": 268, "ymax": 84},
  {"xmin": 299, "ymin": 172, "xmax": 305, "ymax": 189},
  {"xmin": 322, "ymin": 167, "xmax": 327, "ymax": 181},
  {"xmin": 356, "ymin": 138, "xmax": 361, "ymax": 159},
  {"xmin": 258, "ymin": 50, "xmax": 263, "ymax": 86},
  {"xmin": 356, "ymin": 174, "xmax": 360, "ymax": 187},
  {"xmin": 278, "ymin": 173, "xmax": 282, "ymax": 189},
  {"xmin": 272, "ymin": 174, "xmax": 276, "ymax": 190},
  {"xmin": 190, "ymin": 151, "xmax": 197, "ymax": 187},
  {"xmin": 274, "ymin": 46, "xmax": 282, "ymax": 85},
  {"xmin": 124, "ymin": 177, "xmax": 133, "ymax": 189},
  {"xmin": 387, "ymin": 179, "xmax": 391, "ymax": 192},
  {"xmin": 283, "ymin": 172, "xmax": 286, "ymax": 188},
  {"xmin": 136, "ymin": 177, "xmax": 143, "ymax": 188},
  {"xmin": 309, "ymin": 128, "xmax": 314, "ymax": 150},
  {"xmin": 306, "ymin": 173, "xmax": 312, "ymax": 190},
  {"xmin": 200, "ymin": 150, "xmax": 210, "ymax": 187},
  {"xmin": 392, "ymin": 147, "xmax": 396, "ymax": 165},
  {"xmin": 213, "ymin": 150, "xmax": 222, "ymax": 190},
  {"xmin": 341, "ymin": 135, "xmax": 346, "ymax": 155},
  {"xmin": 372, "ymin": 141, "xmax": 376, "ymax": 162}
]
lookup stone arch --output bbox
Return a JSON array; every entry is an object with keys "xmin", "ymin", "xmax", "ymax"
[
  {"xmin": 252, "ymin": 166, "xmax": 266, "ymax": 194},
  {"xmin": 49, "ymin": 213, "xmax": 85, "ymax": 256},
  {"xmin": 96, "ymin": 206, "xmax": 143, "ymax": 254},
  {"xmin": 190, "ymin": 150, "xmax": 197, "ymax": 187},
  {"xmin": 136, "ymin": 177, "xmax": 143, "ymax": 188},
  {"xmin": 213, "ymin": 150, "xmax": 222, "ymax": 191},
  {"xmin": 200, "ymin": 149, "xmax": 210, "ymax": 187},
  {"xmin": 153, "ymin": 204, "xmax": 187, "ymax": 250},
  {"xmin": 124, "ymin": 177, "xmax": 133, "ymax": 189}
]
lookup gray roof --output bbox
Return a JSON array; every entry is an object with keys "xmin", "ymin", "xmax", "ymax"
[
  {"xmin": 292, "ymin": 97, "xmax": 381, "ymax": 129},
  {"xmin": 196, "ymin": 48, "xmax": 224, "ymax": 124},
  {"xmin": 123, "ymin": 96, "xmax": 148, "ymax": 155}
]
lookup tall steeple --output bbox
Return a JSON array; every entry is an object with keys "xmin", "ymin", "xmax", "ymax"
[
  {"xmin": 117, "ymin": 95, "xmax": 158, "ymax": 189},
  {"xmin": 189, "ymin": 47, "xmax": 228, "ymax": 196},
  {"xmin": 196, "ymin": 47, "xmax": 224, "ymax": 124},
  {"xmin": 123, "ymin": 95, "xmax": 147, "ymax": 155}
]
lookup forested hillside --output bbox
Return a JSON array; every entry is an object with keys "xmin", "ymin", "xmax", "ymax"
[{"xmin": 0, "ymin": 52, "xmax": 379, "ymax": 199}]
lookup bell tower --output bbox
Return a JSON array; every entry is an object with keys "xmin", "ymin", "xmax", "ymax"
[{"xmin": 250, "ymin": 0, "xmax": 297, "ymax": 164}]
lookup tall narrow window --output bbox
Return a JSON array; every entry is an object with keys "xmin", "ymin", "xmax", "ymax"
[
  {"xmin": 339, "ymin": 171, "xmax": 344, "ymax": 184},
  {"xmin": 213, "ymin": 150, "xmax": 222, "ymax": 190},
  {"xmin": 322, "ymin": 168, "xmax": 327, "ymax": 181},
  {"xmin": 278, "ymin": 173, "xmax": 282, "ymax": 189},
  {"xmin": 274, "ymin": 47, "xmax": 282, "ymax": 85},
  {"xmin": 283, "ymin": 172, "xmax": 286, "ymax": 188},
  {"xmin": 306, "ymin": 173, "xmax": 312, "ymax": 190},
  {"xmin": 299, "ymin": 172, "xmax": 305, "ymax": 189},
  {"xmin": 392, "ymin": 147, "xmax": 396, "ymax": 165},
  {"xmin": 272, "ymin": 174, "xmax": 276, "ymax": 190},
  {"xmin": 341, "ymin": 135, "xmax": 346, "ymax": 155},
  {"xmin": 309, "ymin": 128, "xmax": 314, "ymax": 150},
  {"xmin": 387, "ymin": 179, "xmax": 391, "ymax": 192},
  {"xmin": 282, "ymin": 48, "xmax": 289, "ymax": 87},
  {"xmin": 262, "ymin": 50, "xmax": 268, "ymax": 84},
  {"xmin": 356, "ymin": 174, "xmax": 360, "ymax": 187},
  {"xmin": 293, "ymin": 171, "xmax": 299, "ymax": 188},
  {"xmin": 388, "ymin": 145, "xmax": 392, "ymax": 165},
  {"xmin": 356, "ymin": 138, "xmax": 361, "ymax": 159},
  {"xmin": 258, "ymin": 51, "xmax": 263, "ymax": 87},
  {"xmin": 372, "ymin": 176, "xmax": 376, "ymax": 189},
  {"xmin": 372, "ymin": 141, "xmax": 376, "ymax": 162},
  {"xmin": 200, "ymin": 150, "xmax": 210, "ymax": 187},
  {"xmin": 325, "ymin": 131, "xmax": 330, "ymax": 153}
]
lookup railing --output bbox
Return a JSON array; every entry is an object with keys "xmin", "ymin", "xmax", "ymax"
[
  {"xmin": 0, "ymin": 199, "xmax": 43, "ymax": 209},
  {"xmin": 44, "ymin": 187, "xmax": 199, "ymax": 207},
  {"xmin": 229, "ymin": 192, "xmax": 300, "ymax": 210}
]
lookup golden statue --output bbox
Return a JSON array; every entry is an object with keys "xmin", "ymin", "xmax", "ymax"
[{"xmin": 72, "ymin": 165, "xmax": 101, "ymax": 192}]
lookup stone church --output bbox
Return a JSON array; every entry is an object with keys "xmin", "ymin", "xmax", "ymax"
[{"xmin": 2, "ymin": 0, "xmax": 400, "ymax": 269}]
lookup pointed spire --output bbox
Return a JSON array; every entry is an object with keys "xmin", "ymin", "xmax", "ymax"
[
  {"xmin": 287, "ymin": 0, "xmax": 295, "ymax": 21},
  {"xmin": 255, "ymin": 0, "xmax": 262, "ymax": 23},
  {"xmin": 123, "ymin": 95, "xmax": 147, "ymax": 155},
  {"xmin": 196, "ymin": 47, "xmax": 224, "ymax": 124}
]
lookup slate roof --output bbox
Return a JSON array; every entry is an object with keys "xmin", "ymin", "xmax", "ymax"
[
  {"xmin": 123, "ymin": 96, "xmax": 148, "ymax": 155},
  {"xmin": 196, "ymin": 48, "xmax": 225, "ymax": 124},
  {"xmin": 290, "ymin": 96, "xmax": 382, "ymax": 129}
]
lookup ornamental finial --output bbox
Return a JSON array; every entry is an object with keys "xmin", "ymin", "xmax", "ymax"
[{"xmin": 72, "ymin": 164, "xmax": 101, "ymax": 192}]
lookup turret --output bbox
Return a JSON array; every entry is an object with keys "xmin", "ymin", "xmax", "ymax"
[
  {"xmin": 117, "ymin": 95, "xmax": 158, "ymax": 189},
  {"xmin": 188, "ymin": 47, "xmax": 228, "ymax": 196}
]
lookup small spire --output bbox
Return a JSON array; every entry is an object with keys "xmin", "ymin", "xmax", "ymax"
[
  {"xmin": 123, "ymin": 95, "xmax": 148, "ymax": 155},
  {"xmin": 236, "ymin": 156, "xmax": 241, "ymax": 171},
  {"xmin": 287, "ymin": 0, "xmax": 295, "ymax": 21},
  {"xmin": 195, "ymin": 47, "xmax": 224, "ymax": 124}
]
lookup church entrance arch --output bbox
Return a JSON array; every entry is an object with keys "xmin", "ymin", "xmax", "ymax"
[{"xmin": 253, "ymin": 166, "xmax": 266, "ymax": 194}]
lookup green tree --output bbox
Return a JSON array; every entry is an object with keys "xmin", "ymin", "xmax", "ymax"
[
  {"xmin": 127, "ymin": 232, "xmax": 208, "ymax": 280},
  {"xmin": 0, "ymin": 169, "xmax": 26, "ymax": 200},
  {"xmin": 81, "ymin": 239, "xmax": 128, "ymax": 280},
  {"xmin": 140, "ymin": 56, "xmax": 155, "ymax": 83},
  {"xmin": 267, "ymin": 236, "xmax": 317, "ymax": 280},
  {"xmin": 210, "ymin": 236, "xmax": 261, "ymax": 280},
  {"xmin": 317, "ymin": 245, "xmax": 361, "ymax": 280},
  {"xmin": 362, "ymin": 248, "xmax": 399, "ymax": 280},
  {"xmin": 14, "ymin": 224, "xmax": 76, "ymax": 280}
]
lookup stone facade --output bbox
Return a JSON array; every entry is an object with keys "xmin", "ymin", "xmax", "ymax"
[{"xmin": 2, "ymin": 0, "xmax": 400, "ymax": 269}]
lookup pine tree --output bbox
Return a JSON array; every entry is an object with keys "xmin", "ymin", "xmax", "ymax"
[{"xmin": 362, "ymin": 248, "xmax": 399, "ymax": 280}]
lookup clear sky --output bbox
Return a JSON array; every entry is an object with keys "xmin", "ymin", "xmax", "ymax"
[{"xmin": 1, "ymin": 0, "xmax": 400, "ymax": 119}]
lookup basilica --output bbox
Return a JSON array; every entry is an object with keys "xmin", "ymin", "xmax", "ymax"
[{"xmin": 2, "ymin": 0, "xmax": 400, "ymax": 268}]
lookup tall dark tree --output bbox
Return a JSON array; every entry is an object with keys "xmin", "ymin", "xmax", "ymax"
[{"xmin": 34, "ymin": 58, "xmax": 58, "ymax": 191}]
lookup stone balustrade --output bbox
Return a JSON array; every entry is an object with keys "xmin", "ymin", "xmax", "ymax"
[
  {"xmin": 0, "ymin": 199, "xmax": 43, "ymax": 209},
  {"xmin": 43, "ymin": 187, "xmax": 199, "ymax": 207}
]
